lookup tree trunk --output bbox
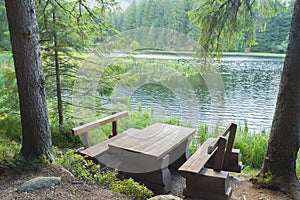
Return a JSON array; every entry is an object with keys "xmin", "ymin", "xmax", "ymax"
[
  {"xmin": 53, "ymin": 10, "xmax": 64, "ymax": 125},
  {"xmin": 260, "ymin": 0, "xmax": 300, "ymax": 198},
  {"xmin": 5, "ymin": 0, "xmax": 53, "ymax": 160}
]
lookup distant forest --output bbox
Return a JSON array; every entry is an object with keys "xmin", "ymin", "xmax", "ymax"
[{"xmin": 109, "ymin": 0, "xmax": 293, "ymax": 53}]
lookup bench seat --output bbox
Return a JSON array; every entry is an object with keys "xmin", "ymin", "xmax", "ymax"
[
  {"xmin": 78, "ymin": 128, "xmax": 140, "ymax": 158},
  {"xmin": 179, "ymin": 137, "xmax": 217, "ymax": 175}
]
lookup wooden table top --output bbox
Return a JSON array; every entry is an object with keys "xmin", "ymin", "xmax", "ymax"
[{"xmin": 108, "ymin": 123, "xmax": 196, "ymax": 160}]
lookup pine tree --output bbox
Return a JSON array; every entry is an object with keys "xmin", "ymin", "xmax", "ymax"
[{"xmin": 37, "ymin": 0, "xmax": 115, "ymax": 125}]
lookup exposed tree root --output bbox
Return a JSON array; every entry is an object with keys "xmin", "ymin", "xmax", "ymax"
[
  {"xmin": 253, "ymin": 172, "xmax": 300, "ymax": 200},
  {"xmin": 288, "ymin": 177, "xmax": 300, "ymax": 200}
]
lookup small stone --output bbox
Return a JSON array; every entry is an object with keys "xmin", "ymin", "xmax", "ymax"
[
  {"xmin": 17, "ymin": 176, "xmax": 61, "ymax": 192},
  {"xmin": 148, "ymin": 195, "xmax": 183, "ymax": 200}
]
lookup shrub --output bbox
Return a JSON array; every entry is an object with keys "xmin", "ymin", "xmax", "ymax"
[
  {"xmin": 56, "ymin": 149, "xmax": 153, "ymax": 199},
  {"xmin": 51, "ymin": 123, "xmax": 81, "ymax": 149},
  {"xmin": 110, "ymin": 178, "xmax": 153, "ymax": 199},
  {"xmin": 0, "ymin": 114, "xmax": 22, "ymax": 142},
  {"xmin": 0, "ymin": 136, "xmax": 21, "ymax": 169},
  {"xmin": 55, "ymin": 149, "xmax": 100, "ymax": 181}
]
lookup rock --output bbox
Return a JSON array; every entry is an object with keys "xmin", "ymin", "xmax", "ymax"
[
  {"xmin": 148, "ymin": 195, "xmax": 183, "ymax": 200},
  {"xmin": 17, "ymin": 176, "xmax": 61, "ymax": 192}
]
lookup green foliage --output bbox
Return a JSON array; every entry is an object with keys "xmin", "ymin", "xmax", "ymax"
[
  {"xmin": 108, "ymin": 0, "xmax": 292, "ymax": 54},
  {"xmin": 0, "ymin": 1, "xmax": 10, "ymax": 50},
  {"xmin": 163, "ymin": 116, "xmax": 182, "ymax": 126},
  {"xmin": 110, "ymin": 178, "xmax": 153, "ymax": 199},
  {"xmin": 36, "ymin": 0, "xmax": 118, "ymax": 125},
  {"xmin": 234, "ymin": 126, "xmax": 269, "ymax": 169},
  {"xmin": 189, "ymin": 0, "xmax": 284, "ymax": 55},
  {"xmin": 56, "ymin": 149, "xmax": 103, "ymax": 181},
  {"xmin": 97, "ymin": 62, "xmax": 128, "ymax": 96},
  {"xmin": 56, "ymin": 149, "xmax": 153, "ymax": 199},
  {"xmin": 189, "ymin": 122, "xmax": 268, "ymax": 169},
  {"xmin": 50, "ymin": 122, "xmax": 82, "ymax": 149},
  {"xmin": 110, "ymin": 0, "xmax": 199, "ymax": 40},
  {"xmin": 0, "ymin": 53, "xmax": 19, "ymax": 116},
  {"xmin": 120, "ymin": 107, "xmax": 154, "ymax": 130},
  {"xmin": 251, "ymin": 171, "xmax": 275, "ymax": 188},
  {"xmin": 0, "ymin": 114, "xmax": 21, "ymax": 142},
  {"xmin": 251, "ymin": 3, "xmax": 293, "ymax": 53},
  {"xmin": 0, "ymin": 135, "xmax": 21, "ymax": 169},
  {"xmin": 189, "ymin": 124, "xmax": 210, "ymax": 154},
  {"xmin": 0, "ymin": 135, "xmax": 49, "ymax": 173}
]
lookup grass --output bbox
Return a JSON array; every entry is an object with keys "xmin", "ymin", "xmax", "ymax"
[{"xmin": 234, "ymin": 124, "xmax": 269, "ymax": 169}]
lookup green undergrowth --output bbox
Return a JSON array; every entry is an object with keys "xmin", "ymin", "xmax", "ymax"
[
  {"xmin": 50, "ymin": 122, "xmax": 82, "ymax": 149},
  {"xmin": 55, "ymin": 148, "xmax": 153, "ymax": 199},
  {"xmin": 0, "ymin": 134, "xmax": 21, "ymax": 170},
  {"xmin": 0, "ymin": 137, "xmax": 153, "ymax": 199}
]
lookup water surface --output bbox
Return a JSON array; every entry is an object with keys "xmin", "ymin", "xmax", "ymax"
[{"xmin": 129, "ymin": 56, "xmax": 284, "ymax": 132}]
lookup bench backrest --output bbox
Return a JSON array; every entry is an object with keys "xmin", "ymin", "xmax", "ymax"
[
  {"xmin": 207, "ymin": 123, "xmax": 237, "ymax": 166},
  {"xmin": 179, "ymin": 123, "xmax": 238, "ymax": 175},
  {"xmin": 72, "ymin": 111, "xmax": 128, "ymax": 147}
]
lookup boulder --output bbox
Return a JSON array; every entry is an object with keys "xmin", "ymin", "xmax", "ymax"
[{"xmin": 18, "ymin": 176, "xmax": 61, "ymax": 192}]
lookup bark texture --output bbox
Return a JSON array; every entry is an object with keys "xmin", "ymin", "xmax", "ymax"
[
  {"xmin": 5, "ymin": 0, "xmax": 53, "ymax": 160},
  {"xmin": 261, "ymin": 0, "xmax": 300, "ymax": 198}
]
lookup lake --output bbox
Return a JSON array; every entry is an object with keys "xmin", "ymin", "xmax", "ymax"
[{"xmin": 127, "ymin": 56, "xmax": 284, "ymax": 133}]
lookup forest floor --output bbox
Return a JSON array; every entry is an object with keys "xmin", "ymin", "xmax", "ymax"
[{"xmin": 0, "ymin": 163, "xmax": 290, "ymax": 200}]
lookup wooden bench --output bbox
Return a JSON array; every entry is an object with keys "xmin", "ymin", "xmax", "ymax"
[
  {"xmin": 72, "ymin": 111, "xmax": 130, "ymax": 161},
  {"xmin": 179, "ymin": 123, "xmax": 242, "ymax": 200}
]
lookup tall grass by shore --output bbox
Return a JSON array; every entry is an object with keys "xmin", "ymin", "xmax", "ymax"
[{"xmin": 1, "ymin": 109, "xmax": 300, "ymax": 179}]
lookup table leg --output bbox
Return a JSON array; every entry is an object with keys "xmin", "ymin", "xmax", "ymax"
[
  {"xmin": 169, "ymin": 138, "xmax": 192, "ymax": 169},
  {"xmin": 124, "ymin": 155, "xmax": 171, "ymax": 194}
]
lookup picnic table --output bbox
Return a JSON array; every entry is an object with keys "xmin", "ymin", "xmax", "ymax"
[
  {"xmin": 100, "ymin": 123, "xmax": 196, "ymax": 193},
  {"xmin": 72, "ymin": 113, "xmax": 195, "ymax": 194}
]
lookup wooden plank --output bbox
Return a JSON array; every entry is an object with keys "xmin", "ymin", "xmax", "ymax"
[
  {"xmin": 184, "ymin": 168, "xmax": 229, "ymax": 193},
  {"xmin": 183, "ymin": 187, "xmax": 231, "ymax": 200},
  {"xmin": 213, "ymin": 136, "xmax": 226, "ymax": 172},
  {"xmin": 109, "ymin": 123, "xmax": 195, "ymax": 159},
  {"xmin": 207, "ymin": 123, "xmax": 236, "ymax": 154},
  {"xmin": 178, "ymin": 138, "xmax": 217, "ymax": 174},
  {"xmin": 206, "ymin": 148, "xmax": 241, "ymax": 168},
  {"xmin": 144, "ymin": 126, "xmax": 195, "ymax": 159},
  {"xmin": 72, "ymin": 111, "xmax": 128, "ymax": 136},
  {"xmin": 230, "ymin": 149, "xmax": 240, "ymax": 166},
  {"xmin": 224, "ymin": 123, "xmax": 237, "ymax": 166},
  {"xmin": 79, "ymin": 122, "xmax": 90, "ymax": 147},
  {"xmin": 108, "ymin": 123, "xmax": 164, "ymax": 148},
  {"xmin": 79, "ymin": 128, "xmax": 139, "ymax": 158}
]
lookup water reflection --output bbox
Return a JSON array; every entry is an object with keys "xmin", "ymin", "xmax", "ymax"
[{"xmin": 130, "ymin": 57, "xmax": 284, "ymax": 132}]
